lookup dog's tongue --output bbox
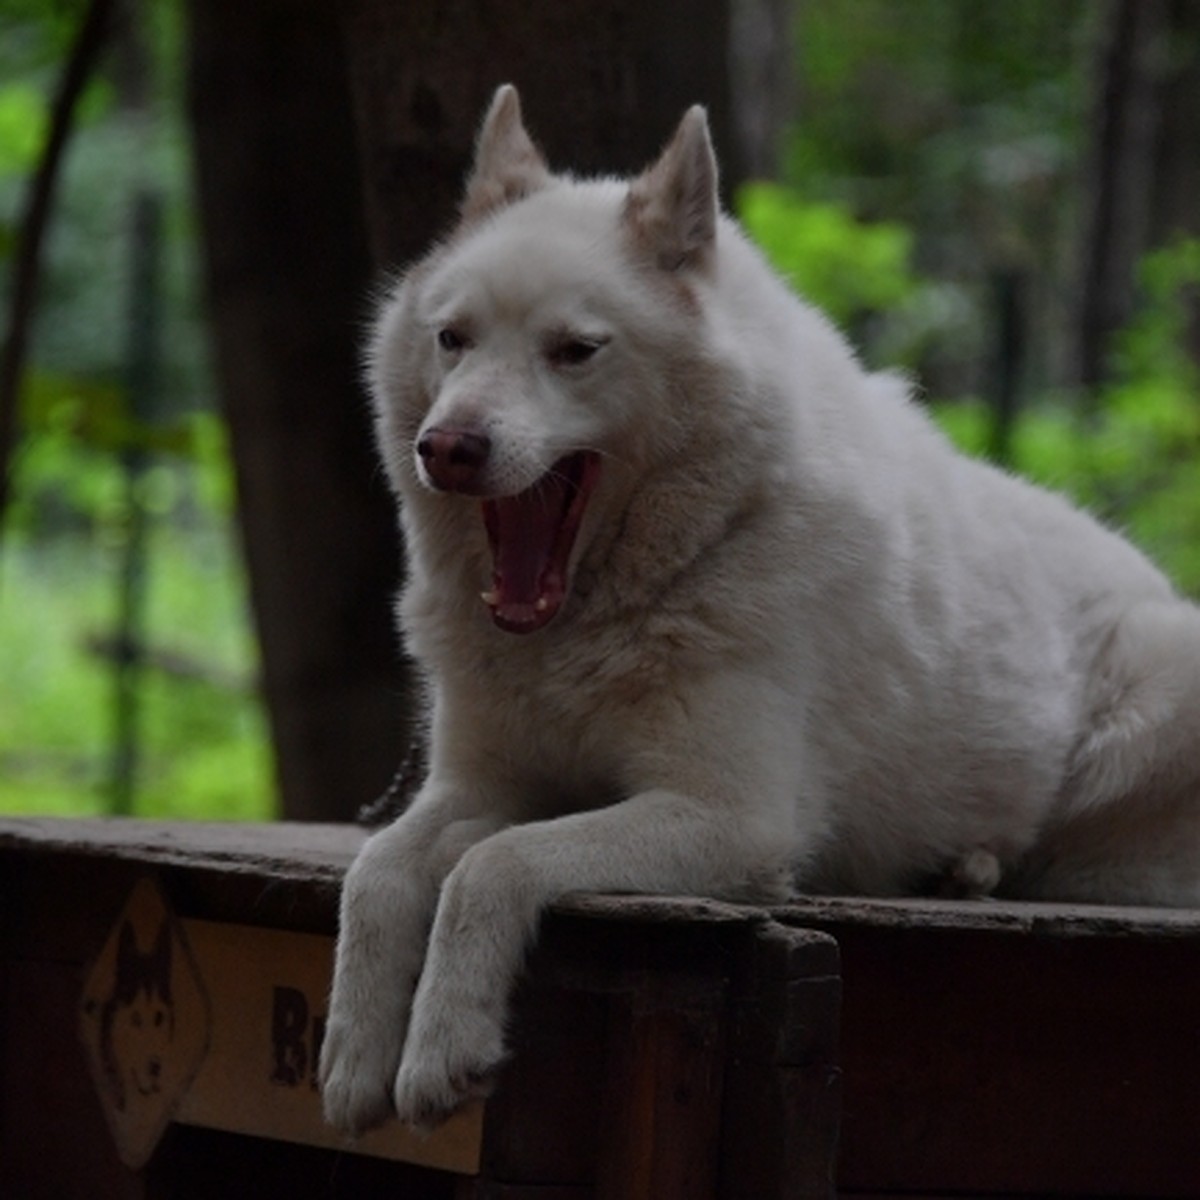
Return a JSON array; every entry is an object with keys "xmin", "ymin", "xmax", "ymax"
[
  {"xmin": 482, "ymin": 453, "xmax": 599, "ymax": 634},
  {"xmin": 487, "ymin": 485, "xmax": 569, "ymax": 623}
]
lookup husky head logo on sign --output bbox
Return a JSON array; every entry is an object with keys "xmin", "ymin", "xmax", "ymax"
[
  {"xmin": 80, "ymin": 878, "xmax": 210, "ymax": 1169},
  {"xmin": 96, "ymin": 919, "xmax": 175, "ymax": 1112}
]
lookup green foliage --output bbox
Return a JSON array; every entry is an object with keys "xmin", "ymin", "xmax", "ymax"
[
  {"xmin": 784, "ymin": 0, "xmax": 1090, "ymax": 404},
  {"xmin": 0, "ymin": 80, "xmax": 46, "ymax": 178},
  {"xmin": 736, "ymin": 180, "xmax": 963, "ymax": 373},
  {"xmin": 15, "ymin": 113, "xmax": 209, "ymax": 405},
  {"xmin": 742, "ymin": 1, "xmax": 1200, "ymax": 601},
  {"xmin": 0, "ymin": 3, "xmax": 208, "ymax": 412},
  {"xmin": 786, "ymin": 0, "xmax": 1086, "ymax": 215},
  {"xmin": 737, "ymin": 182, "xmax": 918, "ymax": 324},
  {"xmin": 1112, "ymin": 239, "xmax": 1200, "ymax": 399},
  {"xmin": 0, "ymin": 0, "xmax": 92, "ymax": 65},
  {"xmin": 0, "ymin": 516, "xmax": 274, "ymax": 821},
  {"xmin": 934, "ymin": 238, "xmax": 1200, "ymax": 596},
  {"xmin": 0, "ymin": 1, "xmax": 272, "ymax": 820},
  {"xmin": 9, "ymin": 368, "xmax": 236, "ymax": 549},
  {"xmin": 739, "ymin": 166, "xmax": 1200, "ymax": 601},
  {"xmin": 1, "ymin": 407, "xmax": 274, "ymax": 818},
  {"xmin": 4, "ymin": 0, "xmax": 1197, "ymax": 823}
]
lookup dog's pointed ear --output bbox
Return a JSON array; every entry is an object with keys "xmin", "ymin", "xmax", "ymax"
[
  {"xmin": 624, "ymin": 105, "xmax": 718, "ymax": 271},
  {"xmin": 461, "ymin": 85, "xmax": 551, "ymax": 223}
]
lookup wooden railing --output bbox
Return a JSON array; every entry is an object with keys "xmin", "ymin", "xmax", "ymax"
[{"xmin": 2, "ymin": 817, "xmax": 1197, "ymax": 1198}]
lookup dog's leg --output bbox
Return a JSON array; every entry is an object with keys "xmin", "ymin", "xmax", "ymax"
[
  {"xmin": 320, "ymin": 785, "xmax": 506, "ymax": 1135},
  {"xmin": 390, "ymin": 788, "xmax": 792, "ymax": 1128},
  {"xmin": 1017, "ymin": 598, "xmax": 1200, "ymax": 905}
]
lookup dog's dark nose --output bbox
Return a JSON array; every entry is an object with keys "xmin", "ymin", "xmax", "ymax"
[{"xmin": 416, "ymin": 427, "xmax": 492, "ymax": 492}]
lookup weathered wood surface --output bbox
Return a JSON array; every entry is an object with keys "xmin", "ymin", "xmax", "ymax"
[
  {"xmin": 0, "ymin": 815, "xmax": 364, "ymax": 879},
  {"xmin": 3, "ymin": 817, "xmax": 1199, "ymax": 1197},
  {"xmin": 776, "ymin": 896, "xmax": 1200, "ymax": 1198},
  {"xmin": 6, "ymin": 816, "xmax": 1196, "ymax": 935},
  {"xmin": 777, "ymin": 890, "xmax": 1200, "ymax": 938},
  {"xmin": 7, "ymin": 815, "xmax": 1197, "ymax": 937},
  {"xmin": 0, "ymin": 817, "xmax": 840, "ymax": 1200}
]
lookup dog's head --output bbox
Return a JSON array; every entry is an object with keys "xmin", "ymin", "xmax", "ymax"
[{"xmin": 370, "ymin": 86, "xmax": 724, "ymax": 634}]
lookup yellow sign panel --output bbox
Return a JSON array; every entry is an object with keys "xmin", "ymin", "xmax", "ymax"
[
  {"xmin": 175, "ymin": 918, "xmax": 484, "ymax": 1173},
  {"xmin": 80, "ymin": 878, "xmax": 483, "ymax": 1174}
]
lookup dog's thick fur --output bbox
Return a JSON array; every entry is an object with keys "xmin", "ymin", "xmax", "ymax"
[{"xmin": 321, "ymin": 86, "xmax": 1200, "ymax": 1134}]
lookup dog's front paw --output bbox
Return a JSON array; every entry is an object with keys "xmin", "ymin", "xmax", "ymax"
[
  {"xmin": 319, "ymin": 1016, "xmax": 402, "ymax": 1137},
  {"xmin": 392, "ymin": 1000, "xmax": 507, "ymax": 1131}
]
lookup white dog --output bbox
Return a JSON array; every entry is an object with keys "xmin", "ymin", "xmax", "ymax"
[{"xmin": 320, "ymin": 85, "xmax": 1200, "ymax": 1134}]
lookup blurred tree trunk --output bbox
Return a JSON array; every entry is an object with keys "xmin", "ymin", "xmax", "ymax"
[
  {"xmin": 186, "ymin": 0, "xmax": 407, "ymax": 821},
  {"xmin": 730, "ymin": 0, "xmax": 795, "ymax": 180},
  {"xmin": 1077, "ymin": 0, "xmax": 1200, "ymax": 391},
  {"xmin": 340, "ymin": 0, "xmax": 743, "ymax": 270},
  {"xmin": 1152, "ymin": 0, "xmax": 1200, "ymax": 363}
]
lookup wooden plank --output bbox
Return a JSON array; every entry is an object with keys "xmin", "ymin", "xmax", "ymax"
[
  {"xmin": 475, "ymin": 979, "xmax": 608, "ymax": 1186},
  {"xmin": 6, "ymin": 818, "xmax": 1196, "ymax": 939},
  {"xmin": 719, "ymin": 922, "xmax": 841, "ymax": 1200},
  {"xmin": 593, "ymin": 974, "xmax": 728, "ymax": 1200},
  {"xmin": 146, "ymin": 1125, "xmax": 459, "ymax": 1200},
  {"xmin": 0, "ymin": 816, "xmax": 365, "ymax": 880},
  {"xmin": 462, "ymin": 1186, "xmax": 590, "ymax": 1200},
  {"xmin": 776, "ymin": 893, "xmax": 1200, "ymax": 939},
  {"xmin": 819, "ymin": 922, "xmax": 1200, "ymax": 1198}
]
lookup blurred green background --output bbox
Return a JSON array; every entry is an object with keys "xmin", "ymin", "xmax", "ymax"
[
  {"xmin": 1, "ymin": 2, "xmax": 271, "ymax": 818},
  {"xmin": 2, "ymin": 0, "xmax": 1196, "ymax": 821}
]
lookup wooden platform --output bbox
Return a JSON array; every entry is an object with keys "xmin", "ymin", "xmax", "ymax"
[{"xmin": 1, "ymin": 817, "xmax": 1198, "ymax": 1197}]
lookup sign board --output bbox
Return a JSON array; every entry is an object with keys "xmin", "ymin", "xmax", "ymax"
[
  {"xmin": 79, "ymin": 878, "xmax": 211, "ymax": 1169},
  {"xmin": 80, "ymin": 878, "xmax": 483, "ymax": 1173}
]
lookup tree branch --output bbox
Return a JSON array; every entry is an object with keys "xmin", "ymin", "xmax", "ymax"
[{"xmin": 0, "ymin": 0, "xmax": 117, "ymax": 538}]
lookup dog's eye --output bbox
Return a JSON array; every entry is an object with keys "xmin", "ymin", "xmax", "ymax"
[
  {"xmin": 437, "ymin": 327, "xmax": 468, "ymax": 353},
  {"xmin": 548, "ymin": 337, "xmax": 606, "ymax": 368}
]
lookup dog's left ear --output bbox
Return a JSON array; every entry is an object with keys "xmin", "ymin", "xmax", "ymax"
[
  {"xmin": 461, "ymin": 85, "xmax": 551, "ymax": 223},
  {"xmin": 624, "ymin": 105, "xmax": 718, "ymax": 272}
]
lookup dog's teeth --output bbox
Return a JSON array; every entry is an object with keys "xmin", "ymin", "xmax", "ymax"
[
  {"xmin": 534, "ymin": 597, "xmax": 549, "ymax": 612},
  {"xmin": 481, "ymin": 589, "xmax": 500, "ymax": 607}
]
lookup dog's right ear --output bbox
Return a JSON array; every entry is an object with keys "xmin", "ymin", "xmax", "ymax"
[
  {"xmin": 624, "ymin": 105, "xmax": 718, "ymax": 273},
  {"xmin": 461, "ymin": 85, "xmax": 551, "ymax": 223}
]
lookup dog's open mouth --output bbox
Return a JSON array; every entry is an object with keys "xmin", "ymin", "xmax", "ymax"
[{"xmin": 481, "ymin": 451, "xmax": 601, "ymax": 633}]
